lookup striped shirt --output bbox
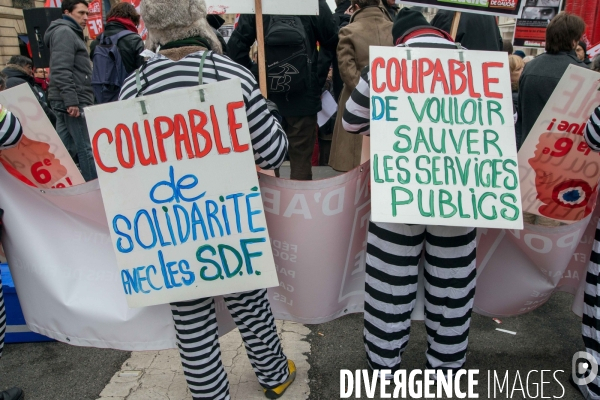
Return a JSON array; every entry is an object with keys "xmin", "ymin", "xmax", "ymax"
[
  {"xmin": 0, "ymin": 105, "xmax": 23, "ymax": 150},
  {"xmin": 343, "ymin": 34, "xmax": 461, "ymax": 136},
  {"xmin": 585, "ymin": 105, "xmax": 600, "ymax": 152},
  {"xmin": 120, "ymin": 51, "xmax": 288, "ymax": 170}
]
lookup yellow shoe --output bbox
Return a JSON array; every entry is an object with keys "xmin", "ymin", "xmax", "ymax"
[{"xmin": 263, "ymin": 360, "xmax": 296, "ymax": 399}]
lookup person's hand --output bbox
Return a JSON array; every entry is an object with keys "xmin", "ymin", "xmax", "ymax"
[{"xmin": 67, "ymin": 106, "xmax": 80, "ymax": 118}]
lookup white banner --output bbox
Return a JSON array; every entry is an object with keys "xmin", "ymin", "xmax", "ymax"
[
  {"xmin": 205, "ymin": 0, "xmax": 318, "ymax": 15},
  {"xmin": 0, "ymin": 163, "xmax": 592, "ymax": 350},
  {"xmin": 84, "ymin": 79, "xmax": 278, "ymax": 308},
  {"xmin": 369, "ymin": 46, "xmax": 523, "ymax": 230}
]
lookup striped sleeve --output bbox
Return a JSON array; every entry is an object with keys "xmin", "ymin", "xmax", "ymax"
[
  {"xmin": 0, "ymin": 106, "xmax": 23, "ymax": 150},
  {"xmin": 119, "ymin": 52, "xmax": 288, "ymax": 170},
  {"xmin": 585, "ymin": 106, "xmax": 600, "ymax": 152},
  {"xmin": 343, "ymin": 66, "xmax": 371, "ymax": 136}
]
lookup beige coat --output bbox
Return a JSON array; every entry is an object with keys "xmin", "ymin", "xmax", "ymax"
[{"xmin": 329, "ymin": 6, "xmax": 393, "ymax": 172}]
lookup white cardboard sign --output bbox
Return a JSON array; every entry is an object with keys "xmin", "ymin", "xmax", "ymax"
[
  {"xmin": 84, "ymin": 79, "xmax": 279, "ymax": 308},
  {"xmin": 0, "ymin": 84, "xmax": 84, "ymax": 189},
  {"xmin": 369, "ymin": 46, "xmax": 523, "ymax": 230},
  {"xmin": 206, "ymin": 0, "xmax": 319, "ymax": 15}
]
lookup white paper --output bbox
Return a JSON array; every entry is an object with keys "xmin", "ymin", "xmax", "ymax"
[
  {"xmin": 206, "ymin": 0, "xmax": 319, "ymax": 15},
  {"xmin": 318, "ymin": 91, "xmax": 338, "ymax": 127}
]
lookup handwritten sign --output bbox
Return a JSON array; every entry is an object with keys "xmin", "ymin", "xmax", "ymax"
[
  {"xmin": 396, "ymin": 0, "xmax": 525, "ymax": 18},
  {"xmin": 519, "ymin": 65, "xmax": 600, "ymax": 224},
  {"xmin": 0, "ymin": 84, "xmax": 84, "ymax": 189},
  {"xmin": 84, "ymin": 79, "xmax": 279, "ymax": 308},
  {"xmin": 369, "ymin": 46, "xmax": 523, "ymax": 230},
  {"xmin": 205, "ymin": 0, "xmax": 318, "ymax": 15}
]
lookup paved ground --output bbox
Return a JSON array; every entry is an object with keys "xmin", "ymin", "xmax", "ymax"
[
  {"xmin": 0, "ymin": 291, "xmax": 586, "ymax": 400},
  {"xmin": 0, "ymin": 341, "xmax": 130, "ymax": 400},
  {"xmin": 96, "ymin": 321, "xmax": 310, "ymax": 400},
  {"xmin": 307, "ymin": 292, "xmax": 584, "ymax": 400}
]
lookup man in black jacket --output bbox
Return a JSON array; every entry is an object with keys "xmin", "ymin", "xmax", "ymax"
[
  {"xmin": 431, "ymin": 9, "xmax": 502, "ymax": 51},
  {"xmin": 317, "ymin": 0, "xmax": 350, "ymax": 103},
  {"xmin": 516, "ymin": 12, "xmax": 588, "ymax": 148},
  {"xmin": 2, "ymin": 55, "xmax": 56, "ymax": 127},
  {"xmin": 227, "ymin": 0, "xmax": 338, "ymax": 180},
  {"xmin": 44, "ymin": 0, "xmax": 97, "ymax": 181},
  {"xmin": 90, "ymin": 2, "xmax": 144, "ymax": 76}
]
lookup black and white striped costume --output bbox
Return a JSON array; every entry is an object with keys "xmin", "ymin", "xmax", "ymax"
[
  {"xmin": 580, "ymin": 106, "xmax": 600, "ymax": 399},
  {"xmin": 0, "ymin": 106, "xmax": 24, "ymax": 360},
  {"xmin": 343, "ymin": 33, "xmax": 478, "ymax": 373},
  {"xmin": 120, "ymin": 51, "xmax": 290, "ymax": 400}
]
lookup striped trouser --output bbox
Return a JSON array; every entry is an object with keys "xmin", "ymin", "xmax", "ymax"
[
  {"xmin": 582, "ymin": 223, "xmax": 600, "ymax": 399},
  {"xmin": 364, "ymin": 221, "xmax": 477, "ymax": 372},
  {"xmin": 171, "ymin": 289, "xmax": 289, "ymax": 400}
]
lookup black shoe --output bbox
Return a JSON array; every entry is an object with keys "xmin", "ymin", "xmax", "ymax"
[{"xmin": 0, "ymin": 387, "xmax": 24, "ymax": 400}]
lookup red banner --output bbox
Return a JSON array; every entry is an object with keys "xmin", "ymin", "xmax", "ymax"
[{"xmin": 86, "ymin": 0, "xmax": 103, "ymax": 40}]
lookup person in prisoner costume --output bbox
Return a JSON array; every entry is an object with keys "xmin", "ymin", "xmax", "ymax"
[
  {"xmin": 118, "ymin": 1, "xmax": 295, "ymax": 399},
  {"xmin": 0, "ymin": 104, "xmax": 25, "ymax": 400},
  {"xmin": 342, "ymin": 8, "xmax": 478, "ymax": 375},
  {"xmin": 576, "ymin": 105, "xmax": 600, "ymax": 399}
]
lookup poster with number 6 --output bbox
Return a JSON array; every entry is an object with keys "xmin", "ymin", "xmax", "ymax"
[
  {"xmin": 518, "ymin": 65, "xmax": 600, "ymax": 224},
  {"xmin": 0, "ymin": 84, "xmax": 84, "ymax": 189}
]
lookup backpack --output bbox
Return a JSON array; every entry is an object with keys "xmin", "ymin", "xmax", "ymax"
[
  {"xmin": 264, "ymin": 16, "xmax": 312, "ymax": 95},
  {"xmin": 91, "ymin": 30, "xmax": 135, "ymax": 104}
]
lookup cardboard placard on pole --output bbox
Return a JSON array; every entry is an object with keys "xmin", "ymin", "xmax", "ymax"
[{"xmin": 206, "ymin": 0, "xmax": 318, "ymax": 15}]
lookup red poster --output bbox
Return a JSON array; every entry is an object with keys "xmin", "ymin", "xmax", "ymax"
[{"xmin": 86, "ymin": 0, "xmax": 103, "ymax": 40}]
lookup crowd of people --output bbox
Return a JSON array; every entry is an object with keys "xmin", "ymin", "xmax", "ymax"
[{"xmin": 1, "ymin": 0, "xmax": 600, "ymax": 399}]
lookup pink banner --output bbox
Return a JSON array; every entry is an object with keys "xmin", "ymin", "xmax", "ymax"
[{"xmin": 260, "ymin": 164, "xmax": 371, "ymax": 323}]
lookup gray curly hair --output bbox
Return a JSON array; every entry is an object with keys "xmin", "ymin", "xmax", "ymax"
[{"xmin": 141, "ymin": 0, "xmax": 222, "ymax": 54}]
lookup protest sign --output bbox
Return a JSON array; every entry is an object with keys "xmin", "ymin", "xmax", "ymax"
[
  {"xmin": 84, "ymin": 78, "xmax": 279, "ymax": 308},
  {"xmin": 86, "ymin": 0, "xmax": 103, "ymax": 40},
  {"xmin": 519, "ymin": 65, "xmax": 600, "ymax": 224},
  {"xmin": 0, "ymin": 84, "xmax": 84, "ymax": 189},
  {"xmin": 396, "ymin": 0, "xmax": 525, "ymax": 18},
  {"xmin": 369, "ymin": 46, "xmax": 523, "ymax": 229},
  {"xmin": 513, "ymin": 0, "xmax": 563, "ymax": 48},
  {"xmin": 205, "ymin": 0, "xmax": 318, "ymax": 15}
]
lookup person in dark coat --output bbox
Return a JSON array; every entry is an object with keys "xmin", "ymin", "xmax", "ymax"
[
  {"xmin": 431, "ymin": 9, "xmax": 502, "ymax": 51},
  {"xmin": 2, "ymin": 55, "xmax": 56, "ymax": 127},
  {"xmin": 228, "ymin": 0, "xmax": 338, "ymax": 180},
  {"xmin": 317, "ymin": 0, "xmax": 350, "ymax": 102},
  {"xmin": 207, "ymin": 14, "xmax": 229, "ymax": 54},
  {"xmin": 577, "ymin": 40, "xmax": 592, "ymax": 65},
  {"xmin": 383, "ymin": 0, "xmax": 399, "ymax": 18},
  {"xmin": 90, "ymin": 2, "xmax": 144, "ymax": 75},
  {"xmin": 516, "ymin": 12, "xmax": 587, "ymax": 148}
]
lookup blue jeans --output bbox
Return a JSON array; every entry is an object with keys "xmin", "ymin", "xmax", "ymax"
[{"xmin": 51, "ymin": 101, "xmax": 97, "ymax": 182}]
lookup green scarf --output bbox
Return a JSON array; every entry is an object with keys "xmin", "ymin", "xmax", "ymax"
[{"xmin": 161, "ymin": 36, "xmax": 212, "ymax": 51}]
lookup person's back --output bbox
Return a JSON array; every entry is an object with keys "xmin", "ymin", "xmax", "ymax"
[
  {"xmin": 431, "ymin": 9, "xmax": 502, "ymax": 51},
  {"xmin": 516, "ymin": 12, "xmax": 588, "ymax": 147},
  {"xmin": 329, "ymin": 1, "xmax": 392, "ymax": 172},
  {"xmin": 2, "ymin": 55, "xmax": 57, "ymax": 127},
  {"xmin": 227, "ymin": 0, "xmax": 338, "ymax": 180},
  {"xmin": 90, "ymin": 2, "xmax": 144, "ymax": 76}
]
